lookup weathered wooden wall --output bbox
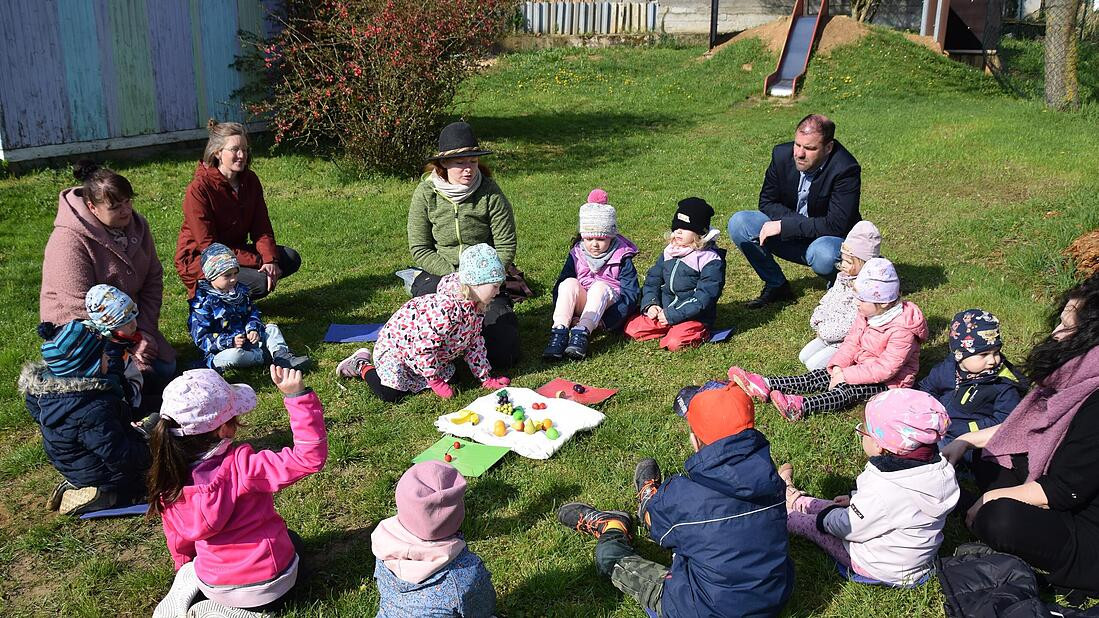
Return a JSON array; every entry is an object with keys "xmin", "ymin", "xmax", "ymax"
[{"xmin": 0, "ymin": 0, "xmax": 271, "ymax": 161}]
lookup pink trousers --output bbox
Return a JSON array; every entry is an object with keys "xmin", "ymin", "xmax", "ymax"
[{"xmin": 553, "ymin": 279, "xmax": 618, "ymax": 332}]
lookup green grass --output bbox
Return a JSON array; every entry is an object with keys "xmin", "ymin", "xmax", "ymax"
[{"xmin": 1, "ymin": 28, "xmax": 1098, "ymax": 616}]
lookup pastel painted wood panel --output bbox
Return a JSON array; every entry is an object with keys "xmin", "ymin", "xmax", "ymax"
[
  {"xmin": 107, "ymin": 0, "xmax": 158, "ymax": 135},
  {"xmin": 0, "ymin": 0, "xmax": 70, "ymax": 149},
  {"xmin": 58, "ymin": 0, "xmax": 109, "ymax": 141},
  {"xmin": 198, "ymin": 0, "xmax": 243, "ymax": 122},
  {"xmin": 147, "ymin": 0, "xmax": 198, "ymax": 132}
]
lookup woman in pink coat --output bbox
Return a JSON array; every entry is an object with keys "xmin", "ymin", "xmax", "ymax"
[{"xmin": 40, "ymin": 162, "xmax": 176, "ymax": 404}]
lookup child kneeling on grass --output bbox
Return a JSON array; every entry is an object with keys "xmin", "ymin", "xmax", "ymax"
[
  {"xmin": 624, "ymin": 197, "xmax": 726, "ymax": 351},
  {"xmin": 20, "ymin": 320, "xmax": 150, "ymax": 515},
  {"xmin": 151, "ymin": 367, "xmax": 326, "ymax": 618},
  {"xmin": 729, "ymin": 257, "xmax": 928, "ymax": 421},
  {"xmin": 781, "ymin": 388, "xmax": 959, "ymax": 587},
  {"xmin": 336, "ymin": 243, "xmax": 510, "ymax": 402},
  {"xmin": 372, "ymin": 461, "xmax": 496, "ymax": 616},
  {"xmin": 83, "ymin": 283, "xmax": 145, "ymax": 409},
  {"xmin": 919, "ymin": 308, "xmax": 1028, "ymax": 450},
  {"xmin": 189, "ymin": 243, "xmax": 309, "ymax": 373},
  {"xmin": 557, "ymin": 382, "xmax": 793, "ymax": 618},
  {"xmin": 544, "ymin": 189, "xmax": 640, "ymax": 360}
]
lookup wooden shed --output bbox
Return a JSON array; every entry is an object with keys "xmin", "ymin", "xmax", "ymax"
[{"xmin": 0, "ymin": 0, "xmax": 272, "ymax": 164}]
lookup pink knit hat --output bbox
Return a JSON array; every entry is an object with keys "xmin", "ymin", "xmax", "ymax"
[
  {"xmin": 864, "ymin": 388, "xmax": 950, "ymax": 456},
  {"xmin": 841, "ymin": 221, "xmax": 882, "ymax": 262},
  {"xmin": 160, "ymin": 369, "xmax": 257, "ymax": 436},
  {"xmin": 854, "ymin": 257, "xmax": 900, "ymax": 303},
  {"xmin": 395, "ymin": 461, "xmax": 467, "ymax": 541}
]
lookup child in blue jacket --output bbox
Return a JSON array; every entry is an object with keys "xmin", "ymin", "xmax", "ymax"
[
  {"xmin": 20, "ymin": 320, "xmax": 149, "ymax": 515},
  {"xmin": 918, "ymin": 309, "xmax": 1028, "ymax": 448},
  {"xmin": 188, "ymin": 243, "xmax": 308, "ymax": 372},
  {"xmin": 624, "ymin": 197, "xmax": 726, "ymax": 351},
  {"xmin": 558, "ymin": 382, "xmax": 793, "ymax": 618}
]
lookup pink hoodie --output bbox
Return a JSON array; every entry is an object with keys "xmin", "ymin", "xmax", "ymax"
[
  {"xmin": 371, "ymin": 516, "xmax": 466, "ymax": 584},
  {"xmin": 828, "ymin": 301, "xmax": 928, "ymax": 388},
  {"xmin": 160, "ymin": 391, "xmax": 327, "ymax": 587}
]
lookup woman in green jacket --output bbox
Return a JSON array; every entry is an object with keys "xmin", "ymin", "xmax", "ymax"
[{"xmin": 407, "ymin": 122, "xmax": 520, "ymax": 370}]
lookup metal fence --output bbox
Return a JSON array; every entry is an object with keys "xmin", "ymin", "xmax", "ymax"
[{"xmin": 519, "ymin": 1, "xmax": 660, "ymax": 34}]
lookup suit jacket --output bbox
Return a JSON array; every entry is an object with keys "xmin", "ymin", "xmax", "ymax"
[{"xmin": 758, "ymin": 140, "xmax": 861, "ymax": 241}]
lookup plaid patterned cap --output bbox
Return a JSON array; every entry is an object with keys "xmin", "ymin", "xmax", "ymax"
[{"xmin": 40, "ymin": 320, "xmax": 106, "ymax": 377}]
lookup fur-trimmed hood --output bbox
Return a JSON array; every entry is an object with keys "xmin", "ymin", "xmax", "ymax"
[{"xmin": 18, "ymin": 362, "xmax": 115, "ymax": 397}]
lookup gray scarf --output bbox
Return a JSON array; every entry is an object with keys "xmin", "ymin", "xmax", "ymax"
[
  {"xmin": 580, "ymin": 237, "xmax": 618, "ymax": 274},
  {"xmin": 431, "ymin": 170, "xmax": 482, "ymax": 204}
]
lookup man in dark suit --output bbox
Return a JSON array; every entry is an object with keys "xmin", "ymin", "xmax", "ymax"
[{"xmin": 727, "ymin": 114, "xmax": 862, "ymax": 309}]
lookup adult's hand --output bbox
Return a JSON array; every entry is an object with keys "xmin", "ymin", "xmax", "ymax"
[
  {"xmin": 965, "ymin": 489, "xmax": 1005, "ymax": 529},
  {"xmin": 942, "ymin": 439, "xmax": 972, "ymax": 466},
  {"xmin": 259, "ymin": 262, "xmax": 281, "ymax": 292},
  {"xmin": 758, "ymin": 220, "xmax": 782, "ymax": 245}
]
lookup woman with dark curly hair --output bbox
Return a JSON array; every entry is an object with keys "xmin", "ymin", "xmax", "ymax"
[{"xmin": 944, "ymin": 272, "xmax": 1099, "ymax": 595}]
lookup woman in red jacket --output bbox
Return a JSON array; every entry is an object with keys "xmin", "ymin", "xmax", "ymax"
[{"xmin": 175, "ymin": 120, "xmax": 301, "ymax": 299}]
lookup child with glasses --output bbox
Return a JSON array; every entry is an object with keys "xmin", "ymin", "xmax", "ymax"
[{"xmin": 778, "ymin": 389, "xmax": 959, "ymax": 587}]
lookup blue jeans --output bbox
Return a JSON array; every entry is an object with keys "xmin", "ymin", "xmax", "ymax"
[
  {"xmin": 727, "ymin": 210, "xmax": 843, "ymax": 288},
  {"xmin": 212, "ymin": 324, "xmax": 289, "ymax": 370}
]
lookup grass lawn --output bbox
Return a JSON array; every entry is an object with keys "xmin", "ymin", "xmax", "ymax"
[{"xmin": 1, "ymin": 27, "xmax": 1098, "ymax": 617}]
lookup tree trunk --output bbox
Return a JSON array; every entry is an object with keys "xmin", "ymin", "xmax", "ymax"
[
  {"xmin": 850, "ymin": 0, "xmax": 881, "ymax": 23},
  {"xmin": 1044, "ymin": 0, "xmax": 1081, "ymax": 109}
]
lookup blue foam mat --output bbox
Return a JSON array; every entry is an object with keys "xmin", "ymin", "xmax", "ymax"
[
  {"xmin": 79, "ymin": 503, "xmax": 148, "ymax": 520},
  {"xmin": 709, "ymin": 328, "xmax": 734, "ymax": 343},
  {"xmin": 324, "ymin": 323, "xmax": 384, "ymax": 343}
]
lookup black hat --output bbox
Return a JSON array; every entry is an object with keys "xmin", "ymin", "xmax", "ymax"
[
  {"xmin": 672, "ymin": 197, "xmax": 714, "ymax": 235},
  {"xmin": 430, "ymin": 122, "xmax": 493, "ymax": 161}
]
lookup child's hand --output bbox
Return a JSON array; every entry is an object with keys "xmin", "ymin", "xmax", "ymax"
[
  {"xmin": 656, "ymin": 308, "xmax": 669, "ymax": 326},
  {"xmin": 233, "ymin": 334, "xmax": 247, "ymax": 348},
  {"xmin": 270, "ymin": 365, "xmax": 305, "ymax": 395},
  {"xmin": 828, "ymin": 367, "xmax": 845, "ymax": 390},
  {"xmin": 832, "ymin": 495, "xmax": 851, "ymax": 507},
  {"xmin": 645, "ymin": 305, "xmax": 660, "ymax": 320},
  {"xmin": 427, "ymin": 378, "xmax": 454, "ymax": 399},
  {"xmin": 247, "ymin": 330, "xmax": 261, "ymax": 344}
]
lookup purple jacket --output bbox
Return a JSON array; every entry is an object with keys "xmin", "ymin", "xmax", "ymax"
[
  {"xmin": 571, "ymin": 235, "xmax": 638, "ymax": 292},
  {"xmin": 553, "ymin": 235, "xmax": 641, "ymax": 331}
]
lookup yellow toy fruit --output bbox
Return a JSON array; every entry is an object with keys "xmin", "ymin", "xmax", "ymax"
[
  {"xmin": 542, "ymin": 419, "xmax": 553, "ymax": 431},
  {"xmin": 470, "ymin": 413, "xmax": 480, "ymax": 425},
  {"xmin": 493, "ymin": 420, "xmax": 507, "ymax": 437},
  {"xmin": 512, "ymin": 420, "xmax": 524, "ymax": 431},
  {"xmin": 524, "ymin": 421, "xmax": 536, "ymax": 435}
]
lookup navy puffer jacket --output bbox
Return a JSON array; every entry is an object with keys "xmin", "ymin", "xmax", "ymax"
[
  {"xmin": 20, "ymin": 362, "xmax": 149, "ymax": 493},
  {"xmin": 645, "ymin": 429, "xmax": 794, "ymax": 618},
  {"xmin": 641, "ymin": 243, "xmax": 726, "ymax": 328},
  {"xmin": 918, "ymin": 357, "xmax": 1029, "ymax": 441}
]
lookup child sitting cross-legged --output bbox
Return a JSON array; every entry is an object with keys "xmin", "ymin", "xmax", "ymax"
[
  {"xmin": 780, "ymin": 388, "xmax": 959, "ymax": 587},
  {"xmin": 336, "ymin": 243, "xmax": 510, "ymax": 402},
  {"xmin": 189, "ymin": 243, "xmax": 309, "ymax": 373},
  {"xmin": 919, "ymin": 308, "xmax": 1028, "ymax": 450},
  {"xmin": 372, "ymin": 461, "xmax": 496, "ymax": 616},
  {"xmin": 557, "ymin": 383, "xmax": 793, "ymax": 618},
  {"xmin": 729, "ymin": 257, "xmax": 928, "ymax": 421},
  {"xmin": 624, "ymin": 197, "xmax": 726, "ymax": 351},
  {"xmin": 20, "ymin": 320, "xmax": 150, "ymax": 515}
]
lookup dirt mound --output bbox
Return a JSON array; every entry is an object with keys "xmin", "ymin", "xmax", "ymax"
[
  {"xmin": 1066, "ymin": 228, "xmax": 1099, "ymax": 278},
  {"xmin": 705, "ymin": 15, "xmax": 938, "ymax": 60}
]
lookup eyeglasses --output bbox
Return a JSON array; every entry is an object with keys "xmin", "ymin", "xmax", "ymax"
[{"xmin": 854, "ymin": 422, "xmax": 873, "ymax": 439}]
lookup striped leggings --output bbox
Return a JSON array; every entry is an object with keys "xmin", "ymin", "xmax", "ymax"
[{"xmin": 765, "ymin": 368, "xmax": 888, "ymax": 415}]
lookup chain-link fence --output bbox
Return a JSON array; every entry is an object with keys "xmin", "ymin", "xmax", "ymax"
[{"xmin": 992, "ymin": 0, "xmax": 1096, "ymax": 105}]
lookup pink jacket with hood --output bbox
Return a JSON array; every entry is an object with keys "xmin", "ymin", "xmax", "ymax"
[
  {"xmin": 160, "ymin": 391, "xmax": 327, "ymax": 588},
  {"xmin": 828, "ymin": 300, "xmax": 928, "ymax": 388},
  {"xmin": 40, "ymin": 188, "xmax": 176, "ymax": 369}
]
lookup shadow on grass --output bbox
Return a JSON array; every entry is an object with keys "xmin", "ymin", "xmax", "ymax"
[
  {"xmin": 896, "ymin": 262, "xmax": 948, "ymax": 296},
  {"xmin": 295, "ymin": 525, "xmax": 378, "ymax": 606},
  {"xmin": 499, "ymin": 563, "xmax": 628, "ymax": 618},
  {"xmin": 472, "ymin": 480, "xmax": 584, "ymax": 538},
  {"xmin": 256, "ymin": 272, "xmax": 399, "ymax": 328}
]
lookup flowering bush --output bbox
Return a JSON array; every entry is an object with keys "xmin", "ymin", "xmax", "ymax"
[{"xmin": 247, "ymin": 0, "xmax": 517, "ymax": 174}]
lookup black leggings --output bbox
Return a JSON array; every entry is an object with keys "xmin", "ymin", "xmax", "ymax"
[
  {"xmin": 411, "ymin": 271, "xmax": 520, "ymax": 372},
  {"xmin": 362, "ymin": 368, "xmax": 409, "ymax": 403}
]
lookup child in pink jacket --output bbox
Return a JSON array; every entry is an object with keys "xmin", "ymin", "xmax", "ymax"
[
  {"xmin": 150, "ymin": 366, "xmax": 327, "ymax": 618},
  {"xmin": 730, "ymin": 258, "xmax": 928, "ymax": 421},
  {"xmin": 336, "ymin": 244, "xmax": 510, "ymax": 402}
]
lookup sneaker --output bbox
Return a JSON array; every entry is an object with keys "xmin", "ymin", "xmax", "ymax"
[
  {"xmin": 556, "ymin": 502, "xmax": 632, "ymax": 540},
  {"xmin": 336, "ymin": 348, "xmax": 372, "ymax": 378},
  {"xmin": 273, "ymin": 353, "xmax": 310, "ymax": 371},
  {"xmin": 46, "ymin": 479, "xmax": 76, "ymax": 511},
  {"xmin": 728, "ymin": 366, "xmax": 770, "ymax": 402},
  {"xmin": 771, "ymin": 390, "xmax": 806, "ymax": 422},
  {"xmin": 633, "ymin": 458, "xmax": 662, "ymax": 521},
  {"xmin": 542, "ymin": 326, "xmax": 569, "ymax": 360},
  {"xmin": 187, "ymin": 600, "xmax": 270, "ymax": 618},
  {"xmin": 564, "ymin": 327, "xmax": 590, "ymax": 360},
  {"xmin": 59, "ymin": 486, "xmax": 116, "ymax": 516},
  {"xmin": 745, "ymin": 282, "xmax": 795, "ymax": 310}
]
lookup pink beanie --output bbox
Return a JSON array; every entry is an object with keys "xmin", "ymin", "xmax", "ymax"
[
  {"xmin": 855, "ymin": 257, "xmax": 900, "ymax": 303},
  {"xmin": 841, "ymin": 221, "xmax": 882, "ymax": 262},
  {"xmin": 864, "ymin": 388, "xmax": 950, "ymax": 456},
  {"xmin": 395, "ymin": 461, "xmax": 466, "ymax": 541}
]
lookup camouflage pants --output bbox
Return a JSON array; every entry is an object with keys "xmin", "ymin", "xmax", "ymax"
[{"xmin": 595, "ymin": 531, "xmax": 666, "ymax": 617}]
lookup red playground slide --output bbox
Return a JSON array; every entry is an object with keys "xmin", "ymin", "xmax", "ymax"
[{"xmin": 764, "ymin": 0, "xmax": 830, "ymax": 97}]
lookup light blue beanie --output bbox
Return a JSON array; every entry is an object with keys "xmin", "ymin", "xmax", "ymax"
[{"xmin": 458, "ymin": 244, "xmax": 505, "ymax": 286}]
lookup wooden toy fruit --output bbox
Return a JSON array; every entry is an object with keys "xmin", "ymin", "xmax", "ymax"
[
  {"xmin": 542, "ymin": 419, "xmax": 553, "ymax": 431},
  {"xmin": 453, "ymin": 441, "xmax": 461, "ymax": 449},
  {"xmin": 573, "ymin": 384, "xmax": 586, "ymax": 394},
  {"xmin": 450, "ymin": 410, "xmax": 479, "ymax": 425},
  {"xmin": 512, "ymin": 409, "xmax": 525, "ymax": 421},
  {"xmin": 524, "ymin": 421, "xmax": 536, "ymax": 435},
  {"xmin": 493, "ymin": 420, "xmax": 507, "ymax": 436},
  {"xmin": 512, "ymin": 420, "xmax": 524, "ymax": 431},
  {"xmin": 555, "ymin": 390, "xmax": 567, "ymax": 398},
  {"xmin": 531, "ymin": 402, "xmax": 546, "ymax": 410},
  {"xmin": 444, "ymin": 453, "xmax": 453, "ymax": 462},
  {"xmin": 546, "ymin": 427, "xmax": 560, "ymax": 440}
]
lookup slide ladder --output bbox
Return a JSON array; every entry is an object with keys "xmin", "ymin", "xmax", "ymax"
[{"xmin": 764, "ymin": 0, "xmax": 829, "ymax": 97}]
